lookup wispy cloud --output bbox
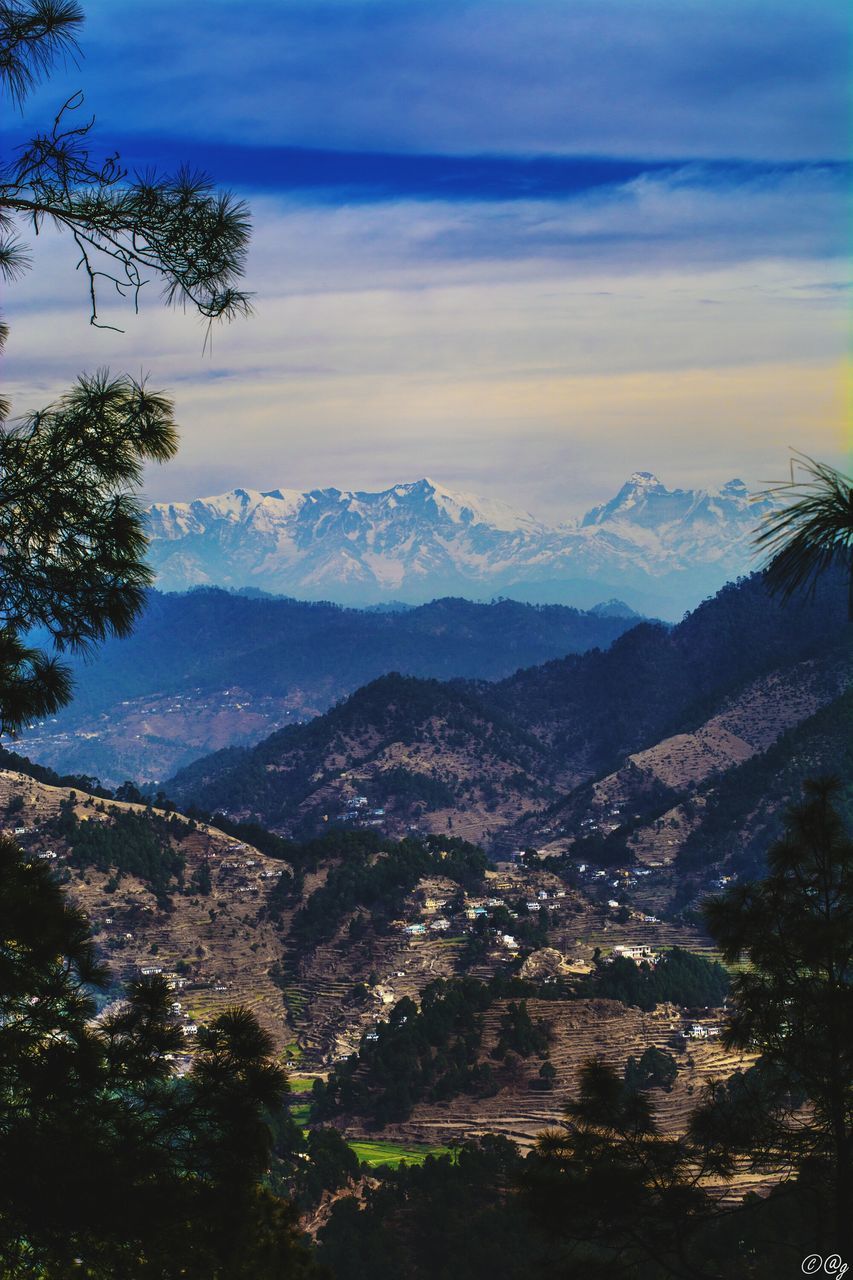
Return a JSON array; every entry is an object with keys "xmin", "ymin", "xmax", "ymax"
[
  {"xmin": 2, "ymin": 0, "xmax": 846, "ymax": 521},
  {"xmin": 41, "ymin": 0, "xmax": 846, "ymax": 162}
]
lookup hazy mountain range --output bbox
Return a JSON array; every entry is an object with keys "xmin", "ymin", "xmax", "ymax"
[
  {"xmin": 15, "ymin": 594, "xmax": 641, "ymax": 785},
  {"xmin": 165, "ymin": 571, "xmax": 851, "ymax": 862},
  {"xmin": 146, "ymin": 473, "xmax": 775, "ymax": 619}
]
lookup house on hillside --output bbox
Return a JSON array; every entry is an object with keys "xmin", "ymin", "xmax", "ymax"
[
  {"xmin": 422, "ymin": 895, "xmax": 448, "ymax": 914},
  {"xmin": 611, "ymin": 945, "xmax": 660, "ymax": 965}
]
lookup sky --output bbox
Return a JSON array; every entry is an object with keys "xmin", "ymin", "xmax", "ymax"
[{"xmin": 2, "ymin": 0, "xmax": 849, "ymax": 520}]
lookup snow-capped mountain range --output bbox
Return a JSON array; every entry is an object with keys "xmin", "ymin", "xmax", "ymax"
[{"xmin": 144, "ymin": 473, "xmax": 775, "ymax": 619}]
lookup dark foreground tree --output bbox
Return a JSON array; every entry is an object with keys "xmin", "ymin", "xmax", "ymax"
[
  {"xmin": 755, "ymin": 453, "xmax": 853, "ymax": 619},
  {"xmin": 0, "ymin": 2, "xmax": 251, "ymax": 734},
  {"xmin": 697, "ymin": 777, "xmax": 853, "ymax": 1256},
  {"xmin": 0, "ymin": 835, "xmax": 321, "ymax": 1277},
  {"xmin": 0, "ymin": 3, "xmax": 251, "ymax": 332},
  {"xmin": 0, "ymin": 371, "xmax": 178, "ymax": 734},
  {"xmin": 525, "ymin": 779, "xmax": 853, "ymax": 1278}
]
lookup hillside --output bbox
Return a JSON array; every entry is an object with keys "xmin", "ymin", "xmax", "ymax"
[
  {"xmin": 15, "ymin": 592, "xmax": 640, "ymax": 786},
  {"xmin": 0, "ymin": 765, "xmax": 745, "ymax": 1157},
  {"xmin": 0, "ymin": 768, "xmax": 294, "ymax": 1044},
  {"xmin": 165, "ymin": 672, "xmax": 554, "ymax": 844},
  {"xmin": 165, "ymin": 572, "xmax": 850, "ymax": 858}
]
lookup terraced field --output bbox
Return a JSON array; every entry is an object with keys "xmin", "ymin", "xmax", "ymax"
[
  {"xmin": 348, "ymin": 1139, "xmax": 451, "ymax": 1168},
  {"xmin": 0, "ymin": 769, "xmax": 294, "ymax": 1051},
  {"xmin": 337, "ymin": 997, "xmax": 749, "ymax": 1155}
]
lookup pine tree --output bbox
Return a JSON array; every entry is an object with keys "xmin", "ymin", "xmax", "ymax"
[
  {"xmin": 0, "ymin": 834, "xmax": 320, "ymax": 1277},
  {"xmin": 0, "ymin": 2, "xmax": 252, "ymax": 733}
]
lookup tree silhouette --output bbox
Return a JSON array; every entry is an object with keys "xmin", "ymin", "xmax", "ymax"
[
  {"xmin": 0, "ymin": 3, "xmax": 251, "ymax": 333},
  {"xmin": 0, "ymin": 833, "xmax": 320, "ymax": 1277},
  {"xmin": 526, "ymin": 779, "xmax": 853, "ymax": 1277},
  {"xmin": 698, "ymin": 777, "xmax": 853, "ymax": 1258},
  {"xmin": 0, "ymin": 2, "xmax": 251, "ymax": 734},
  {"xmin": 0, "ymin": 371, "xmax": 178, "ymax": 733},
  {"xmin": 754, "ymin": 453, "xmax": 853, "ymax": 619}
]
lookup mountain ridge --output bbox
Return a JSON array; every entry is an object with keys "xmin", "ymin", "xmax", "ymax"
[
  {"xmin": 16, "ymin": 592, "xmax": 641, "ymax": 786},
  {"xmin": 146, "ymin": 474, "xmax": 775, "ymax": 618},
  {"xmin": 164, "ymin": 571, "xmax": 850, "ymax": 855}
]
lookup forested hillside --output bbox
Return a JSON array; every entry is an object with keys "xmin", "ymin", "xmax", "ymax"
[
  {"xmin": 165, "ymin": 571, "xmax": 850, "ymax": 857},
  {"xmin": 17, "ymin": 591, "xmax": 641, "ymax": 784}
]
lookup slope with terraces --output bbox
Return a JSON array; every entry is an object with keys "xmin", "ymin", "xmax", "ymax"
[
  {"xmin": 0, "ymin": 768, "xmax": 294, "ymax": 1050},
  {"xmin": 335, "ymin": 996, "xmax": 751, "ymax": 1154}
]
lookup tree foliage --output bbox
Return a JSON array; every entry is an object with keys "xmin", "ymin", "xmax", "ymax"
[
  {"xmin": 0, "ymin": 2, "xmax": 251, "ymax": 736},
  {"xmin": 584, "ymin": 947, "xmax": 730, "ymax": 1012},
  {"xmin": 316, "ymin": 1137, "xmax": 547, "ymax": 1280},
  {"xmin": 526, "ymin": 780, "xmax": 853, "ymax": 1277},
  {"xmin": 0, "ymin": 2, "xmax": 251, "ymax": 332},
  {"xmin": 0, "ymin": 372, "xmax": 178, "ymax": 734},
  {"xmin": 755, "ymin": 452, "xmax": 853, "ymax": 619},
  {"xmin": 697, "ymin": 777, "xmax": 853, "ymax": 1254},
  {"xmin": 0, "ymin": 834, "xmax": 319, "ymax": 1277}
]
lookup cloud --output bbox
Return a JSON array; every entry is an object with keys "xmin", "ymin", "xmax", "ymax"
[
  {"xmin": 2, "ymin": 0, "xmax": 846, "ymax": 524},
  {"xmin": 3, "ymin": 201, "xmax": 847, "ymax": 521},
  {"xmin": 18, "ymin": 0, "xmax": 847, "ymax": 161}
]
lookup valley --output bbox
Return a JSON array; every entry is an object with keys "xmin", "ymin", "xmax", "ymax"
[
  {"xmin": 164, "ymin": 571, "xmax": 850, "ymax": 872},
  {"xmin": 15, "ymin": 592, "xmax": 639, "ymax": 785},
  {"xmin": 4, "ymin": 567, "xmax": 849, "ymax": 1272},
  {"xmin": 0, "ymin": 766, "xmax": 745, "ymax": 1160}
]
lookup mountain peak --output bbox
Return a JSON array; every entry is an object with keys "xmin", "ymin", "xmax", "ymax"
[{"xmin": 145, "ymin": 472, "xmax": 772, "ymax": 618}]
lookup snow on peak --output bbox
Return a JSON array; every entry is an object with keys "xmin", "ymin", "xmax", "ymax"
[{"xmin": 144, "ymin": 472, "xmax": 774, "ymax": 618}]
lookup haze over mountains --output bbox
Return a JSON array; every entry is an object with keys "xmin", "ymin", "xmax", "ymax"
[
  {"xmin": 15, "ymin": 593, "xmax": 641, "ymax": 786},
  {"xmin": 146, "ymin": 473, "xmax": 774, "ymax": 618},
  {"xmin": 165, "ymin": 571, "xmax": 851, "ymax": 867}
]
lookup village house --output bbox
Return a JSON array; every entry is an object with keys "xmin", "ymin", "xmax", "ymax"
[
  {"xmin": 422, "ymin": 895, "xmax": 448, "ymax": 914},
  {"xmin": 611, "ymin": 944, "xmax": 660, "ymax": 964}
]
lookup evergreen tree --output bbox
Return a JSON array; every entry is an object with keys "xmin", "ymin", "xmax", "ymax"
[
  {"xmin": 526, "ymin": 779, "xmax": 853, "ymax": 1277},
  {"xmin": 0, "ymin": 2, "xmax": 251, "ymax": 733},
  {"xmin": 697, "ymin": 776, "xmax": 853, "ymax": 1257},
  {"xmin": 0, "ymin": 834, "xmax": 320, "ymax": 1277},
  {"xmin": 755, "ymin": 453, "xmax": 853, "ymax": 618}
]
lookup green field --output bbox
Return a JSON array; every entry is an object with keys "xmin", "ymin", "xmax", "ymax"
[
  {"xmin": 287, "ymin": 1076, "xmax": 318, "ymax": 1094},
  {"xmin": 290, "ymin": 1103, "xmax": 311, "ymax": 1126},
  {"xmin": 348, "ymin": 1139, "xmax": 451, "ymax": 1168}
]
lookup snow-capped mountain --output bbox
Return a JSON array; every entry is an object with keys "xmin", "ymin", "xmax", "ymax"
[{"xmin": 144, "ymin": 474, "xmax": 774, "ymax": 619}]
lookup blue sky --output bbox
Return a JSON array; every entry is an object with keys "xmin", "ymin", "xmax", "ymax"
[{"xmin": 2, "ymin": 0, "xmax": 848, "ymax": 517}]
